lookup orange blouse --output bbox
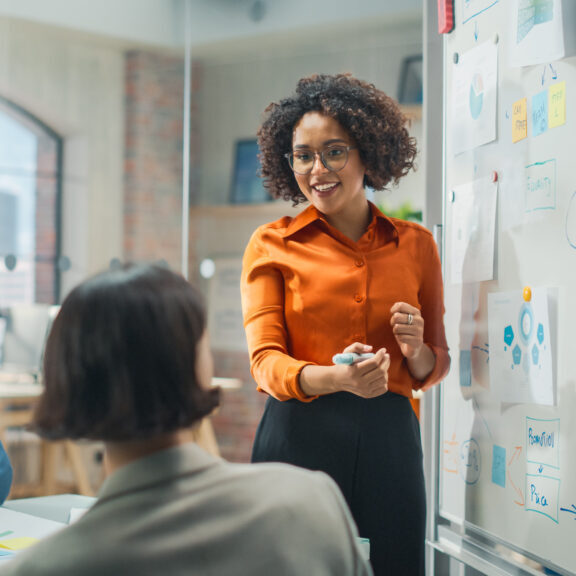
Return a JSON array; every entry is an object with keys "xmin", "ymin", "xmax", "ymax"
[{"xmin": 241, "ymin": 202, "xmax": 450, "ymax": 402}]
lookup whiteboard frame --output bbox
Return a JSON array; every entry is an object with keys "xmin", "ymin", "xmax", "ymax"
[{"xmin": 423, "ymin": 1, "xmax": 576, "ymax": 575}]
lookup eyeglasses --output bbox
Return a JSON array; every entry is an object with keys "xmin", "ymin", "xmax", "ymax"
[{"xmin": 284, "ymin": 145, "xmax": 357, "ymax": 175}]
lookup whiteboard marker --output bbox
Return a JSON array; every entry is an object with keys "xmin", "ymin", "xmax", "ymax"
[{"xmin": 332, "ymin": 353, "xmax": 375, "ymax": 365}]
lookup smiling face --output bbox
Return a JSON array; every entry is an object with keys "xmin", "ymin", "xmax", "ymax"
[{"xmin": 292, "ymin": 112, "xmax": 367, "ymax": 220}]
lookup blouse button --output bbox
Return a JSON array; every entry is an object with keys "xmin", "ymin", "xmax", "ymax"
[
  {"xmin": 355, "ymin": 259, "xmax": 364, "ymax": 267},
  {"xmin": 354, "ymin": 294, "xmax": 364, "ymax": 303}
]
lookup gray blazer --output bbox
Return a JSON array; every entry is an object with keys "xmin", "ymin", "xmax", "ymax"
[{"xmin": 1, "ymin": 443, "xmax": 372, "ymax": 576}]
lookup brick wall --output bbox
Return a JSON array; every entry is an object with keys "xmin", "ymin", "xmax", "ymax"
[
  {"xmin": 123, "ymin": 52, "xmax": 263, "ymax": 463},
  {"xmin": 124, "ymin": 50, "xmax": 186, "ymax": 270},
  {"xmin": 209, "ymin": 350, "xmax": 266, "ymax": 463}
]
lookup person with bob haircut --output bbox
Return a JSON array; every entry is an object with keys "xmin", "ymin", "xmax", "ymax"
[
  {"xmin": 241, "ymin": 73, "xmax": 450, "ymax": 575},
  {"xmin": 2, "ymin": 263, "xmax": 372, "ymax": 576}
]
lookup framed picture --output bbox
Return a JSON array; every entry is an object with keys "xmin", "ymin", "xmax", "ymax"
[
  {"xmin": 229, "ymin": 139, "xmax": 271, "ymax": 204},
  {"xmin": 398, "ymin": 54, "xmax": 423, "ymax": 105}
]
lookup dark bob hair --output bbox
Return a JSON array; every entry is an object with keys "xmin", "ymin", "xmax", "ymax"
[
  {"xmin": 34, "ymin": 263, "xmax": 220, "ymax": 441},
  {"xmin": 258, "ymin": 73, "xmax": 417, "ymax": 205}
]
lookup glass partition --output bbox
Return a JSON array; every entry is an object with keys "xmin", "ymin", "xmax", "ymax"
[
  {"xmin": 0, "ymin": 6, "xmax": 187, "ymax": 498},
  {"xmin": 0, "ymin": 97, "xmax": 62, "ymax": 306},
  {"xmin": 0, "ymin": 1, "xmax": 426, "ymax": 498}
]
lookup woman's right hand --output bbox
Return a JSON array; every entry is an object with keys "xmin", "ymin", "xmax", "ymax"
[
  {"xmin": 299, "ymin": 343, "xmax": 390, "ymax": 398},
  {"xmin": 337, "ymin": 343, "xmax": 390, "ymax": 398}
]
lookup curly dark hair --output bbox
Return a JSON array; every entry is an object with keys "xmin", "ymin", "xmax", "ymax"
[{"xmin": 257, "ymin": 73, "xmax": 417, "ymax": 206}]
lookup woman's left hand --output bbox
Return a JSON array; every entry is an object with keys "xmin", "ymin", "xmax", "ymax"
[{"xmin": 390, "ymin": 302, "xmax": 424, "ymax": 360}]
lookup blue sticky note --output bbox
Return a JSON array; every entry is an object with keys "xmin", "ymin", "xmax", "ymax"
[
  {"xmin": 492, "ymin": 445, "xmax": 506, "ymax": 488},
  {"xmin": 532, "ymin": 91, "xmax": 548, "ymax": 137},
  {"xmin": 0, "ymin": 549, "xmax": 14, "ymax": 557},
  {"xmin": 459, "ymin": 350, "xmax": 471, "ymax": 387}
]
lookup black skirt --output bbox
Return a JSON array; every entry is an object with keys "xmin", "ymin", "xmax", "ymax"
[{"xmin": 252, "ymin": 391, "xmax": 426, "ymax": 576}]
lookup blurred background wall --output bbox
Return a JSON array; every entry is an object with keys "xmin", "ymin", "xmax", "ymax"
[{"xmin": 0, "ymin": 0, "xmax": 424, "ymax": 492}]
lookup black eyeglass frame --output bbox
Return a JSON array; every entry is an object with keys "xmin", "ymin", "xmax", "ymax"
[{"xmin": 284, "ymin": 145, "xmax": 357, "ymax": 175}]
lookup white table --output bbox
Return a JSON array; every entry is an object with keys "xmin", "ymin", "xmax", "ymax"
[
  {"xmin": 3, "ymin": 494, "xmax": 96, "ymax": 524},
  {"xmin": 0, "ymin": 505, "xmax": 66, "ymax": 565}
]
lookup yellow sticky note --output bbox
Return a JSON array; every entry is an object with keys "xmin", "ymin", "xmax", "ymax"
[
  {"xmin": 512, "ymin": 97, "xmax": 528, "ymax": 143},
  {"xmin": 548, "ymin": 81, "xmax": 566, "ymax": 128},
  {"xmin": 0, "ymin": 537, "xmax": 39, "ymax": 550}
]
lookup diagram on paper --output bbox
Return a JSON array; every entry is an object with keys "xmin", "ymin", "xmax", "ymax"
[
  {"xmin": 487, "ymin": 288, "xmax": 555, "ymax": 405},
  {"xmin": 517, "ymin": 0, "xmax": 554, "ymax": 44},
  {"xmin": 452, "ymin": 40, "xmax": 498, "ymax": 155},
  {"xmin": 509, "ymin": 0, "xmax": 568, "ymax": 66}
]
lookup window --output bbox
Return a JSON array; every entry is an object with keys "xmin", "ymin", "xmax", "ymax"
[{"xmin": 0, "ymin": 97, "xmax": 62, "ymax": 305}]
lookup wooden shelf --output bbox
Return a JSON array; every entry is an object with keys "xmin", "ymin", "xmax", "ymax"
[
  {"xmin": 190, "ymin": 201, "xmax": 300, "ymax": 218},
  {"xmin": 400, "ymin": 104, "xmax": 422, "ymax": 123}
]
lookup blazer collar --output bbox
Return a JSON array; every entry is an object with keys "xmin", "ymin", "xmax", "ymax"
[{"xmin": 96, "ymin": 442, "xmax": 221, "ymax": 506}]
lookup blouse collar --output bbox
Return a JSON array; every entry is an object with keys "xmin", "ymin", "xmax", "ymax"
[{"xmin": 282, "ymin": 201, "xmax": 399, "ymax": 244}]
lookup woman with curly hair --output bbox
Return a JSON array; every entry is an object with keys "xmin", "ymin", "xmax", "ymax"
[{"xmin": 241, "ymin": 73, "xmax": 450, "ymax": 576}]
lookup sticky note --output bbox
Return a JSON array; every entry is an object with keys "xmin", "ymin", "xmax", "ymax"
[
  {"xmin": 0, "ymin": 549, "xmax": 14, "ymax": 557},
  {"xmin": 492, "ymin": 445, "xmax": 506, "ymax": 488},
  {"xmin": 0, "ymin": 537, "xmax": 39, "ymax": 550},
  {"xmin": 548, "ymin": 81, "xmax": 566, "ymax": 128},
  {"xmin": 512, "ymin": 97, "xmax": 528, "ymax": 143},
  {"xmin": 459, "ymin": 350, "xmax": 472, "ymax": 387},
  {"xmin": 532, "ymin": 91, "xmax": 548, "ymax": 137}
]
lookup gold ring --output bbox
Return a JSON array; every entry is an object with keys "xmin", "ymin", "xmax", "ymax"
[{"xmin": 407, "ymin": 313, "xmax": 413, "ymax": 325}]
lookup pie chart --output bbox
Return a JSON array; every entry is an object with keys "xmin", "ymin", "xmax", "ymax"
[{"xmin": 469, "ymin": 71, "xmax": 484, "ymax": 120}]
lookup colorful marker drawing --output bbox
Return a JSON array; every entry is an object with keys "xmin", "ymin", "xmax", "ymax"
[
  {"xmin": 560, "ymin": 504, "xmax": 576, "ymax": 519},
  {"xmin": 525, "ymin": 159, "xmax": 556, "ymax": 213},
  {"xmin": 507, "ymin": 446, "xmax": 525, "ymax": 506},
  {"xmin": 462, "ymin": 0, "xmax": 500, "ymax": 24},
  {"xmin": 443, "ymin": 433, "xmax": 459, "ymax": 475}
]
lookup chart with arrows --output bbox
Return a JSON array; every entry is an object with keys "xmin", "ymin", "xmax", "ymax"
[{"xmin": 488, "ymin": 288, "xmax": 555, "ymax": 405}]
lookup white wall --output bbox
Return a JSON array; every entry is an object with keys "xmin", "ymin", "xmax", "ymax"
[
  {"xmin": 0, "ymin": 0, "xmax": 179, "ymax": 48},
  {"xmin": 0, "ymin": 0, "xmax": 421, "ymax": 51},
  {"xmin": 182, "ymin": 0, "xmax": 421, "ymax": 48},
  {"xmin": 197, "ymin": 18, "xmax": 424, "ymax": 208}
]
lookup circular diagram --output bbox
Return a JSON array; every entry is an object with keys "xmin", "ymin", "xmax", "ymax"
[
  {"xmin": 519, "ymin": 302, "xmax": 534, "ymax": 344},
  {"xmin": 469, "ymin": 71, "xmax": 484, "ymax": 120}
]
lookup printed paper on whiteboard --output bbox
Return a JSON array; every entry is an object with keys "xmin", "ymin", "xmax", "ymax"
[
  {"xmin": 488, "ymin": 288, "xmax": 555, "ymax": 406},
  {"xmin": 509, "ymin": 0, "xmax": 575, "ymax": 67},
  {"xmin": 451, "ymin": 40, "xmax": 498, "ymax": 156},
  {"xmin": 450, "ymin": 177, "xmax": 498, "ymax": 284}
]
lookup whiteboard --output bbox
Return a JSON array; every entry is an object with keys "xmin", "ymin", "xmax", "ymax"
[{"xmin": 439, "ymin": 1, "xmax": 576, "ymax": 573}]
